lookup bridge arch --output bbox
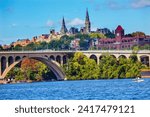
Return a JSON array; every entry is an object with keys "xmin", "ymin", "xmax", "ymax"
[
  {"xmin": 110, "ymin": 55, "xmax": 117, "ymax": 59},
  {"xmin": 15, "ymin": 56, "xmax": 21, "ymax": 61},
  {"xmin": 129, "ymin": 55, "xmax": 138, "ymax": 62},
  {"xmin": 99, "ymin": 55, "xmax": 106, "ymax": 60},
  {"xmin": 90, "ymin": 54, "xmax": 97, "ymax": 63},
  {"xmin": 49, "ymin": 55, "xmax": 55, "ymax": 60},
  {"xmin": 118, "ymin": 55, "xmax": 127, "ymax": 59},
  {"xmin": 8, "ymin": 56, "xmax": 14, "ymax": 66},
  {"xmin": 22, "ymin": 56, "xmax": 27, "ymax": 59},
  {"xmin": 1, "ymin": 56, "xmax": 6, "ymax": 74},
  {"xmin": 63, "ymin": 55, "xmax": 67, "ymax": 64},
  {"xmin": 140, "ymin": 55, "xmax": 149, "ymax": 66},
  {"xmin": 56, "ymin": 55, "xmax": 61, "ymax": 64},
  {"xmin": 1, "ymin": 57, "xmax": 65, "ymax": 81}
]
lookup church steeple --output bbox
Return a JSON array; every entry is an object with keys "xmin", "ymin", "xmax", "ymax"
[
  {"xmin": 85, "ymin": 8, "xmax": 91, "ymax": 33},
  {"xmin": 60, "ymin": 17, "xmax": 68, "ymax": 34}
]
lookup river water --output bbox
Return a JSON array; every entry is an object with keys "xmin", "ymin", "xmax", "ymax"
[{"xmin": 0, "ymin": 79, "xmax": 150, "ymax": 100}]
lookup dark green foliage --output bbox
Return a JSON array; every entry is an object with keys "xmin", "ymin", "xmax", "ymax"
[
  {"xmin": 64, "ymin": 52, "xmax": 145, "ymax": 80},
  {"xmin": 63, "ymin": 52, "xmax": 100, "ymax": 80},
  {"xmin": 105, "ymin": 33, "xmax": 115, "ymax": 38}
]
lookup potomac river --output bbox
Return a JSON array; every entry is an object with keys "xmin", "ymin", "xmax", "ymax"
[{"xmin": 0, "ymin": 78, "xmax": 150, "ymax": 100}]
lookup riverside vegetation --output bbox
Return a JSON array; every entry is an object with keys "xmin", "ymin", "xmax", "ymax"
[{"xmin": 6, "ymin": 52, "xmax": 147, "ymax": 82}]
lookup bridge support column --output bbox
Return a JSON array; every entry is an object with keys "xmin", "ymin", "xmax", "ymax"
[
  {"xmin": 6, "ymin": 57, "xmax": 9, "ymax": 68},
  {"xmin": 137, "ymin": 55, "xmax": 140, "ymax": 62},
  {"xmin": 97, "ymin": 57, "xmax": 99, "ymax": 64},
  {"xmin": 61, "ymin": 60, "xmax": 63, "ymax": 66}
]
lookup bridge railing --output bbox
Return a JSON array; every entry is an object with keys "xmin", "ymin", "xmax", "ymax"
[{"xmin": 0, "ymin": 50, "xmax": 150, "ymax": 54}]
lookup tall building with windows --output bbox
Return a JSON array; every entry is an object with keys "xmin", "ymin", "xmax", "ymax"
[
  {"xmin": 60, "ymin": 17, "xmax": 68, "ymax": 35},
  {"xmin": 85, "ymin": 9, "xmax": 91, "ymax": 33}
]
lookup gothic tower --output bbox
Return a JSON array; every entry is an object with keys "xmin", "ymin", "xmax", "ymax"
[
  {"xmin": 60, "ymin": 17, "xmax": 68, "ymax": 34},
  {"xmin": 85, "ymin": 9, "xmax": 91, "ymax": 33}
]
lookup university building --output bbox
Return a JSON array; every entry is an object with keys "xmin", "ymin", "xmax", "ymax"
[{"xmin": 97, "ymin": 25, "xmax": 150, "ymax": 50}]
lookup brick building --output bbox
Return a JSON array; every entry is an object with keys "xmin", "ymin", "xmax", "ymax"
[{"xmin": 97, "ymin": 25, "xmax": 150, "ymax": 50}]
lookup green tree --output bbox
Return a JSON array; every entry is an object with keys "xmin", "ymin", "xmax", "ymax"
[
  {"xmin": 14, "ymin": 44, "xmax": 22, "ymax": 51},
  {"xmin": 132, "ymin": 32, "xmax": 145, "ymax": 37},
  {"xmin": 105, "ymin": 33, "xmax": 115, "ymax": 38},
  {"xmin": 64, "ymin": 52, "xmax": 100, "ymax": 80},
  {"xmin": 89, "ymin": 33, "xmax": 106, "ymax": 39}
]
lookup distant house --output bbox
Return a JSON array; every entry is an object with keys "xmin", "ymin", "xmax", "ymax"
[
  {"xmin": 69, "ymin": 27, "xmax": 79, "ymax": 34},
  {"xmin": 2, "ymin": 44, "xmax": 11, "ymax": 49},
  {"xmin": 13, "ymin": 39, "xmax": 30, "ymax": 47},
  {"xmin": 96, "ymin": 28, "xmax": 111, "ymax": 34},
  {"xmin": 49, "ymin": 29, "xmax": 61, "ymax": 41},
  {"xmin": 70, "ymin": 38, "xmax": 80, "ymax": 50}
]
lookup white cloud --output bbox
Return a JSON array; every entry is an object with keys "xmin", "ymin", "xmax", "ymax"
[
  {"xmin": 9, "ymin": 23, "xmax": 17, "ymax": 28},
  {"xmin": 46, "ymin": 20, "xmax": 54, "ymax": 27},
  {"xmin": 91, "ymin": 27, "xmax": 97, "ymax": 31},
  {"xmin": 11, "ymin": 23, "xmax": 17, "ymax": 27},
  {"xmin": 67, "ymin": 18, "xmax": 84, "ymax": 26},
  {"xmin": 132, "ymin": 0, "xmax": 150, "ymax": 8},
  {"xmin": 108, "ymin": 1, "xmax": 120, "ymax": 9}
]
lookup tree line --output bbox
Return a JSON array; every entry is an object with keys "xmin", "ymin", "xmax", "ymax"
[{"xmin": 63, "ymin": 52, "xmax": 147, "ymax": 80}]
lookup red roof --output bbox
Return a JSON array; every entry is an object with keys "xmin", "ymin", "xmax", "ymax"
[{"xmin": 116, "ymin": 25, "xmax": 124, "ymax": 31}]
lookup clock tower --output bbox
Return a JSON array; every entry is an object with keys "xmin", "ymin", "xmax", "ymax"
[{"xmin": 115, "ymin": 25, "xmax": 124, "ymax": 41}]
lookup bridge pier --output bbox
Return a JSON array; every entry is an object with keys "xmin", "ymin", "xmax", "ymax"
[
  {"xmin": 61, "ymin": 56, "xmax": 63, "ymax": 66},
  {"xmin": 97, "ymin": 57, "xmax": 100, "ymax": 64},
  {"xmin": 6, "ymin": 57, "xmax": 9, "ymax": 68},
  {"xmin": 137, "ymin": 56, "xmax": 141, "ymax": 62}
]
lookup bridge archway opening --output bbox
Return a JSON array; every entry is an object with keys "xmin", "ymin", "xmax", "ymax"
[
  {"xmin": 110, "ymin": 55, "xmax": 117, "ymax": 59},
  {"xmin": 15, "ymin": 56, "xmax": 21, "ymax": 61},
  {"xmin": 129, "ymin": 55, "xmax": 138, "ymax": 62},
  {"xmin": 1, "ymin": 56, "xmax": 6, "ymax": 74},
  {"xmin": 140, "ymin": 55, "xmax": 149, "ymax": 66},
  {"xmin": 99, "ymin": 55, "xmax": 106, "ymax": 60},
  {"xmin": 63, "ymin": 55, "xmax": 67, "ymax": 64},
  {"xmin": 49, "ymin": 55, "xmax": 55, "ymax": 60},
  {"xmin": 2, "ymin": 57, "xmax": 65, "ymax": 81},
  {"xmin": 44, "ymin": 55, "xmax": 48, "ymax": 58},
  {"xmin": 56, "ymin": 55, "xmax": 61, "ymax": 64},
  {"xmin": 118, "ymin": 55, "xmax": 127, "ymax": 59},
  {"xmin": 22, "ymin": 56, "xmax": 27, "ymax": 59},
  {"xmin": 90, "ymin": 55, "xmax": 97, "ymax": 63},
  {"xmin": 8, "ymin": 56, "xmax": 14, "ymax": 66}
]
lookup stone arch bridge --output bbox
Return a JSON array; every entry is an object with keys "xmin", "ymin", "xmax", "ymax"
[{"xmin": 0, "ymin": 50, "xmax": 150, "ymax": 80}]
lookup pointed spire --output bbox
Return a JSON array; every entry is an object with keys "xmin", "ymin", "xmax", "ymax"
[
  {"xmin": 86, "ymin": 8, "xmax": 90, "ymax": 22},
  {"xmin": 85, "ymin": 8, "xmax": 91, "ymax": 33},
  {"xmin": 62, "ymin": 17, "xmax": 65, "ymax": 26},
  {"xmin": 60, "ymin": 17, "xmax": 68, "ymax": 34}
]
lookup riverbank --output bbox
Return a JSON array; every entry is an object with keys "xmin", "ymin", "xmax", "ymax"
[
  {"xmin": 0, "ymin": 80, "xmax": 33, "ymax": 85},
  {"xmin": 141, "ymin": 70, "xmax": 150, "ymax": 78}
]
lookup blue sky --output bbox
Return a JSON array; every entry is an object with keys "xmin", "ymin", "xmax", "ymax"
[{"xmin": 0, "ymin": 0, "xmax": 150, "ymax": 44}]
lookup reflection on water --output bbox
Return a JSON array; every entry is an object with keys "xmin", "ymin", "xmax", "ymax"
[{"xmin": 0, "ymin": 79, "xmax": 150, "ymax": 100}]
